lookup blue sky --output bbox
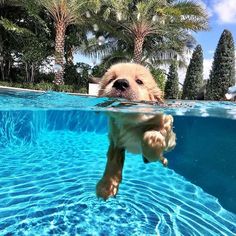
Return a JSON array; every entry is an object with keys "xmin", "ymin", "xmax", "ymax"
[
  {"xmin": 75, "ymin": 0, "xmax": 236, "ymax": 81},
  {"xmin": 188, "ymin": 0, "xmax": 236, "ymax": 81},
  {"xmin": 197, "ymin": 0, "xmax": 236, "ymax": 59}
]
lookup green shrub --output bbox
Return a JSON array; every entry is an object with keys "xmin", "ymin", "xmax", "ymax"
[
  {"xmin": 150, "ymin": 68, "xmax": 166, "ymax": 92},
  {"xmin": 64, "ymin": 64, "xmax": 79, "ymax": 85},
  {"xmin": 34, "ymin": 82, "xmax": 55, "ymax": 91},
  {"xmin": 55, "ymin": 84, "xmax": 74, "ymax": 92},
  {"xmin": 0, "ymin": 80, "xmax": 87, "ymax": 94},
  {"xmin": 78, "ymin": 87, "xmax": 88, "ymax": 94},
  {"xmin": 35, "ymin": 73, "xmax": 54, "ymax": 83},
  {"xmin": 0, "ymin": 81, "xmax": 12, "ymax": 87}
]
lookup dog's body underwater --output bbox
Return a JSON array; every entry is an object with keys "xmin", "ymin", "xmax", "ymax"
[{"xmin": 96, "ymin": 63, "xmax": 176, "ymax": 200}]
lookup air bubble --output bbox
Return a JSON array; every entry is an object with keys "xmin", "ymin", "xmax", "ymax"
[
  {"xmin": 53, "ymin": 64, "xmax": 62, "ymax": 73},
  {"xmin": 93, "ymin": 24, "xmax": 99, "ymax": 32},
  {"xmin": 97, "ymin": 36, "xmax": 105, "ymax": 46},
  {"xmin": 86, "ymin": 11, "xmax": 91, "ymax": 18},
  {"xmin": 76, "ymin": 68, "xmax": 82, "ymax": 74}
]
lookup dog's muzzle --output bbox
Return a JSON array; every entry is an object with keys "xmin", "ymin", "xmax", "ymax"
[{"xmin": 113, "ymin": 79, "xmax": 129, "ymax": 91}]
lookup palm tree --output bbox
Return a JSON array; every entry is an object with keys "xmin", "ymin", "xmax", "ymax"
[
  {"xmin": 82, "ymin": 24, "xmax": 195, "ymax": 70},
  {"xmin": 96, "ymin": 0, "xmax": 209, "ymax": 64},
  {"xmin": 39, "ymin": 0, "xmax": 100, "ymax": 85}
]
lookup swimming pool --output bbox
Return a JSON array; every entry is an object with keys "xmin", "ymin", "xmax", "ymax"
[{"xmin": 0, "ymin": 91, "xmax": 236, "ymax": 235}]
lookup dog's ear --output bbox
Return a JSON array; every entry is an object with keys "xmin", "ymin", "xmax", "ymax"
[
  {"xmin": 165, "ymin": 130, "xmax": 176, "ymax": 151},
  {"xmin": 149, "ymin": 88, "xmax": 164, "ymax": 104},
  {"xmin": 98, "ymin": 69, "xmax": 113, "ymax": 96}
]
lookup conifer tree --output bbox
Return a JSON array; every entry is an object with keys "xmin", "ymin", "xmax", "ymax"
[
  {"xmin": 164, "ymin": 62, "xmax": 179, "ymax": 99},
  {"xmin": 206, "ymin": 29, "xmax": 235, "ymax": 100},
  {"xmin": 182, "ymin": 44, "xmax": 203, "ymax": 99}
]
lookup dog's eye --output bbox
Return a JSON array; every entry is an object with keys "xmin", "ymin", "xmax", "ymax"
[
  {"xmin": 108, "ymin": 76, "xmax": 116, "ymax": 84},
  {"xmin": 136, "ymin": 79, "xmax": 143, "ymax": 85}
]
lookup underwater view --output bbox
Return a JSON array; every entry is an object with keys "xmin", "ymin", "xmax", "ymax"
[{"xmin": 0, "ymin": 91, "xmax": 236, "ymax": 235}]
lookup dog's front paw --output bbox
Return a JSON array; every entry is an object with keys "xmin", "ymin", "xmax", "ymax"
[
  {"xmin": 143, "ymin": 130, "xmax": 165, "ymax": 148},
  {"xmin": 143, "ymin": 130, "xmax": 166, "ymax": 150},
  {"xmin": 142, "ymin": 130, "xmax": 166, "ymax": 163},
  {"xmin": 96, "ymin": 177, "xmax": 120, "ymax": 200}
]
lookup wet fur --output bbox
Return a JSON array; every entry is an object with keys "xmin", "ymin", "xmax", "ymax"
[{"xmin": 96, "ymin": 63, "xmax": 176, "ymax": 200}]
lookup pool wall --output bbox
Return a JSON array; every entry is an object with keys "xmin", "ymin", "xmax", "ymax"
[{"xmin": 0, "ymin": 109, "xmax": 235, "ymax": 213}]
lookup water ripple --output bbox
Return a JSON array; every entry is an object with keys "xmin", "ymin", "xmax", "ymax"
[
  {"xmin": 1, "ymin": 91, "xmax": 236, "ymax": 120},
  {"xmin": 0, "ymin": 131, "xmax": 236, "ymax": 235}
]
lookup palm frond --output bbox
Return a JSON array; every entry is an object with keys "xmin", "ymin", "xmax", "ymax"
[
  {"xmin": 79, "ymin": 36, "xmax": 121, "ymax": 59},
  {"xmin": 101, "ymin": 50, "xmax": 132, "ymax": 68},
  {"xmin": 38, "ymin": 0, "xmax": 88, "ymax": 25},
  {"xmin": 0, "ymin": 17, "xmax": 34, "ymax": 36}
]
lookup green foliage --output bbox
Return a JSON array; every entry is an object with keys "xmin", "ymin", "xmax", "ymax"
[
  {"xmin": 92, "ymin": 64, "xmax": 106, "ymax": 78},
  {"xmin": 0, "ymin": 17, "xmax": 33, "ymax": 35},
  {"xmin": 78, "ymin": 87, "xmax": 88, "ymax": 94},
  {"xmin": 64, "ymin": 62, "xmax": 95, "ymax": 93},
  {"xmin": 76, "ymin": 63, "xmax": 90, "ymax": 90},
  {"xmin": 34, "ymin": 82, "xmax": 55, "ymax": 91},
  {"xmin": 0, "ymin": 81, "xmax": 12, "ymax": 87},
  {"xmin": 64, "ymin": 64, "xmax": 80, "ymax": 85},
  {"xmin": 182, "ymin": 44, "xmax": 203, "ymax": 100},
  {"xmin": 0, "ymin": 80, "xmax": 84, "ymax": 93},
  {"xmin": 53, "ymin": 84, "xmax": 77, "ymax": 92},
  {"xmin": 36, "ymin": 73, "xmax": 54, "ymax": 83},
  {"xmin": 150, "ymin": 67, "xmax": 166, "ymax": 92},
  {"xmin": 0, "ymin": 2, "xmax": 54, "ymax": 83},
  {"xmin": 39, "ymin": 0, "xmax": 89, "ymax": 25},
  {"xmin": 0, "ymin": 81, "xmax": 50, "ymax": 90},
  {"xmin": 206, "ymin": 29, "xmax": 235, "ymax": 100},
  {"xmin": 82, "ymin": 0, "xmax": 209, "ymax": 66},
  {"xmin": 164, "ymin": 62, "xmax": 179, "ymax": 99},
  {"xmin": 0, "ymin": 0, "xmax": 209, "ymax": 92}
]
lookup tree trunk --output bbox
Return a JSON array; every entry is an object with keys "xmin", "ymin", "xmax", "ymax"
[
  {"xmin": 54, "ymin": 21, "xmax": 66, "ymax": 85},
  {"xmin": 133, "ymin": 36, "xmax": 144, "ymax": 64},
  {"xmin": 0, "ymin": 62, "xmax": 4, "ymax": 81},
  {"xmin": 7, "ymin": 59, "xmax": 13, "ymax": 82},
  {"xmin": 65, "ymin": 45, "xmax": 74, "ymax": 64},
  {"xmin": 25, "ymin": 62, "xmax": 30, "ymax": 82},
  {"xmin": 30, "ymin": 63, "xmax": 35, "ymax": 83}
]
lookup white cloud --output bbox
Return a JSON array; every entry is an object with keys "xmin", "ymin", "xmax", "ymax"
[
  {"xmin": 178, "ymin": 67, "xmax": 187, "ymax": 85},
  {"xmin": 213, "ymin": 0, "xmax": 236, "ymax": 24},
  {"xmin": 198, "ymin": 0, "xmax": 213, "ymax": 18},
  {"xmin": 203, "ymin": 59, "xmax": 213, "ymax": 80}
]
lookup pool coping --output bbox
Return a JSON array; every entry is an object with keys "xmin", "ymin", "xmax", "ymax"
[
  {"xmin": 0, "ymin": 85, "xmax": 45, "ymax": 93},
  {"xmin": 0, "ymin": 85, "xmax": 96, "ymax": 97}
]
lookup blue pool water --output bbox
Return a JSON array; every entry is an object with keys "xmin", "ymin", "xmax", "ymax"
[{"xmin": 0, "ymin": 91, "xmax": 236, "ymax": 235}]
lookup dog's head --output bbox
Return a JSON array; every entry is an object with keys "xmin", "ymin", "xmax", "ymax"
[{"xmin": 98, "ymin": 63, "xmax": 163, "ymax": 102}]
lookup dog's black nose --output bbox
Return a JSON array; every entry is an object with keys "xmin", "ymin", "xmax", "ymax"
[{"xmin": 113, "ymin": 79, "xmax": 129, "ymax": 91}]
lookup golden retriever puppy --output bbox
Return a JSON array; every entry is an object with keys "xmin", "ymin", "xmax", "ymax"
[
  {"xmin": 96, "ymin": 63, "xmax": 176, "ymax": 200},
  {"xmin": 98, "ymin": 63, "xmax": 163, "ymax": 102}
]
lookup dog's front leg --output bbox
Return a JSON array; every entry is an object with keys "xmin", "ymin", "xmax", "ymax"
[
  {"xmin": 96, "ymin": 142, "xmax": 125, "ymax": 200},
  {"xmin": 141, "ymin": 115, "xmax": 175, "ymax": 166}
]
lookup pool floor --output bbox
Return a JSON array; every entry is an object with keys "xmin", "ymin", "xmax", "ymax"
[{"xmin": 1, "ymin": 130, "xmax": 236, "ymax": 235}]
